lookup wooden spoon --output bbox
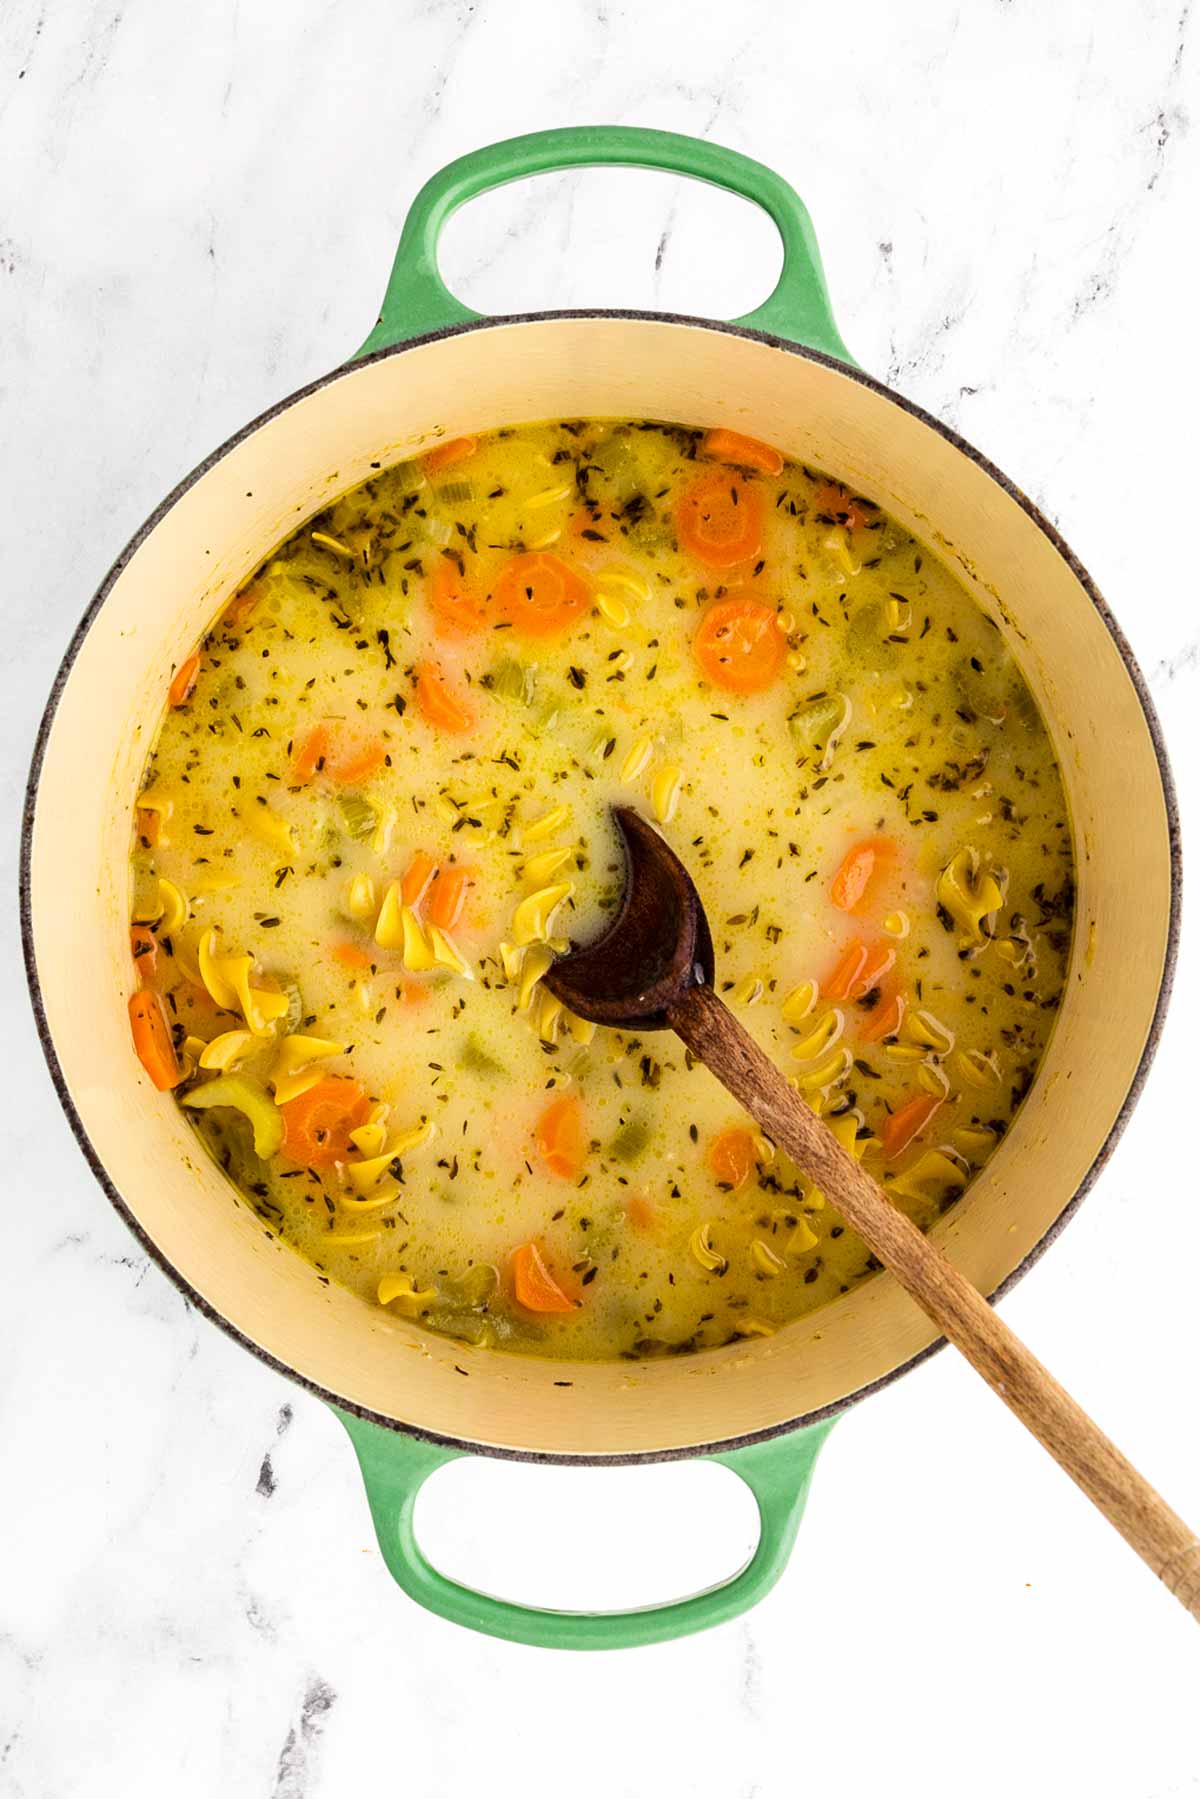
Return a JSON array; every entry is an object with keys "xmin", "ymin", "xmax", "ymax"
[{"xmin": 545, "ymin": 806, "xmax": 1200, "ymax": 1619}]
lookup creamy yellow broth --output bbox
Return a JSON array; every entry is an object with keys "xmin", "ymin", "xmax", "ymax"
[{"xmin": 128, "ymin": 420, "xmax": 1074, "ymax": 1361}]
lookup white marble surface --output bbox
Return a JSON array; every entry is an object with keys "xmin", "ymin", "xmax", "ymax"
[{"xmin": 3, "ymin": 1, "xmax": 1200, "ymax": 1793}]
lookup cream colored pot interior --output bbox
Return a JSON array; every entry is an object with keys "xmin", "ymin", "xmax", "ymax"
[{"xmin": 29, "ymin": 319, "xmax": 1173, "ymax": 1458}]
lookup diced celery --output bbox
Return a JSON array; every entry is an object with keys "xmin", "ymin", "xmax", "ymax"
[
  {"xmin": 434, "ymin": 480, "xmax": 474, "ymax": 505},
  {"xmin": 488, "ymin": 658, "xmax": 537, "ymax": 708},
  {"xmin": 461, "ymin": 1035, "xmax": 503, "ymax": 1076},
  {"xmin": 130, "ymin": 868, "xmax": 162, "ymax": 923},
  {"xmin": 183, "ymin": 1073, "xmax": 284, "ymax": 1158},
  {"xmin": 451, "ymin": 1263, "xmax": 500, "ymax": 1307},
  {"xmin": 788, "ymin": 691, "xmax": 850, "ymax": 749},
  {"xmin": 846, "ymin": 601, "xmax": 901, "ymax": 667},
  {"xmin": 423, "ymin": 1309, "xmax": 493, "ymax": 1347},
  {"xmin": 338, "ymin": 793, "xmax": 376, "ymax": 840},
  {"xmin": 524, "ymin": 700, "xmax": 561, "ymax": 740}
]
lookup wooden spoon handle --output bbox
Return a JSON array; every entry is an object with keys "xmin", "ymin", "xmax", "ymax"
[{"xmin": 669, "ymin": 983, "xmax": 1200, "ymax": 1620}]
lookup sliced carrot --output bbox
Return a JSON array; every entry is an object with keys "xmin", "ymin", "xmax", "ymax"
[
  {"xmin": 535, "ymin": 1093, "xmax": 585, "ymax": 1182},
  {"xmin": 694, "ymin": 597, "xmax": 785, "ymax": 694},
  {"xmin": 675, "ymin": 470, "xmax": 764, "ymax": 568},
  {"xmin": 279, "ymin": 1077, "xmax": 370, "ymax": 1168},
  {"xmin": 401, "ymin": 979, "xmax": 431, "ymax": 1007},
  {"xmin": 822, "ymin": 938, "xmax": 897, "ymax": 1003},
  {"xmin": 511, "ymin": 1241, "xmax": 576, "ymax": 1314},
  {"xmin": 136, "ymin": 807, "xmax": 161, "ymax": 848},
  {"xmin": 707, "ymin": 1126, "xmax": 757, "ymax": 1189},
  {"xmin": 430, "ymin": 558, "xmax": 489, "ymax": 635},
  {"xmin": 831, "ymin": 836, "xmax": 895, "ymax": 915},
  {"xmin": 812, "ymin": 481, "xmax": 867, "ymax": 531},
  {"xmin": 291, "ymin": 726, "xmax": 385, "ymax": 786},
  {"xmin": 427, "ymin": 864, "xmax": 473, "ymax": 930},
  {"xmin": 424, "ymin": 436, "xmax": 477, "ymax": 473},
  {"xmin": 702, "ymin": 429, "xmax": 784, "ymax": 477},
  {"xmin": 881, "ymin": 1093, "xmax": 943, "ymax": 1161},
  {"xmin": 167, "ymin": 651, "xmax": 200, "ymax": 708},
  {"xmin": 332, "ymin": 939, "xmax": 373, "ymax": 971},
  {"xmin": 568, "ymin": 506, "xmax": 607, "ymax": 545},
  {"xmin": 331, "ymin": 739, "xmax": 386, "ymax": 785},
  {"xmin": 860, "ymin": 984, "xmax": 906, "ymax": 1043},
  {"xmin": 128, "ymin": 991, "xmax": 181, "ymax": 1091},
  {"xmin": 415, "ymin": 663, "xmax": 475, "ymax": 734},
  {"xmin": 854, "ymin": 943, "xmax": 898, "ymax": 1000},
  {"xmin": 625, "ymin": 1191, "xmax": 657, "ymax": 1233},
  {"xmin": 131, "ymin": 925, "xmax": 157, "ymax": 980},
  {"xmin": 222, "ymin": 588, "xmax": 260, "ymax": 629},
  {"xmin": 493, "ymin": 551, "xmax": 590, "ymax": 639},
  {"xmin": 401, "ymin": 849, "xmax": 438, "ymax": 910},
  {"xmin": 823, "ymin": 940, "xmax": 867, "ymax": 1001},
  {"xmin": 292, "ymin": 723, "xmax": 332, "ymax": 783}
]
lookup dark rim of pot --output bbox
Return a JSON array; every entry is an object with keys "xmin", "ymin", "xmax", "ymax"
[{"xmin": 19, "ymin": 310, "xmax": 1182, "ymax": 1467}]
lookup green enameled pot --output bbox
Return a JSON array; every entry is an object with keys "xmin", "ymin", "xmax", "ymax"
[{"xmin": 23, "ymin": 126, "xmax": 1178, "ymax": 1649}]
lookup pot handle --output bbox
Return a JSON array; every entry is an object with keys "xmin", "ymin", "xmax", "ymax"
[
  {"xmin": 335, "ymin": 1406, "xmax": 835, "ymax": 1651},
  {"xmin": 355, "ymin": 125, "xmax": 851, "ymax": 362}
]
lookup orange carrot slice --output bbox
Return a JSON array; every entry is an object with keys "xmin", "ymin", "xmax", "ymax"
[
  {"xmin": 332, "ymin": 739, "xmax": 386, "ymax": 785},
  {"xmin": 424, "ymin": 436, "xmax": 477, "ymax": 473},
  {"xmin": 694, "ymin": 596, "xmax": 785, "ymax": 694},
  {"xmin": 279, "ymin": 1077, "xmax": 370, "ymax": 1168},
  {"xmin": 167, "ymin": 651, "xmax": 200, "ymax": 708},
  {"xmin": 675, "ymin": 470, "xmax": 764, "ymax": 568},
  {"xmin": 128, "ymin": 991, "xmax": 181, "ymax": 1090},
  {"xmin": 823, "ymin": 940, "xmax": 867, "ymax": 1001},
  {"xmin": 812, "ymin": 481, "xmax": 867, "ymax": 531},
  {"xmin": 292, "ymin": 726, "xmax": 385, "ymax": 786},
  {"xmin": 860, "ymin": 985, "xmax": 906, "ymax": 1043},
  {"xmin": 415, "ymin": 664, "xmax": 475, "ymax": 734},
  {"xmin": 332, "ymin": 940, "xmax": 373, "ymax": 971},
  {"xmin": 292, "ymin": 724, "xmax": 332, "ymax": 783},
  {"xmin": 493, "ymin": 551, "xmax": 590, "ymax": 639},
  {"xmin": 430, "ymin": 558, "xmax": 489, "ymax": 635},
  {"xmin": 568, "ymin": 506, "xmax": 608, "ymax": 545},
  {"xmin": 130, "ymin": 925, "xmax": 158, "ymax": 980},
  {"xmin": 706, "ymin": 1126, "xmax": 757, "ymax": 1189},
  {"xmin": 702, "ymin": 429, "xmax": 784, "ymax": 476},
  {"xmin": 222, "ymin": 588, "xmax": 260, "ymax": 629},
  {"xmin": 511, "ymin": 1241, "xmax": 576, "ymax": 1313},
  {"xmin": 831, "ymin": 836, "xmax": 895, "ymax": 915},
  {"xmin": 427, "ymin": 864, "xmax": 473, "ymax": 930},
  {"xmin": 625, "ymin": 1191, "xmax": 657, "ymax": 1232},
  {"xmin": 535, "ymin": 1093, "xmax": 584, "ymax": 1181},
  {"xmin": 822, "ymin": 939, "xmax": 896, "ymax": 1003},
  {"xmin": 881, "ymin": 1093, "xmax": 942, "ymax": 1161},
  {"xmin": 401, "ymin": 849, "xmax": 438, "ymax": 910}
]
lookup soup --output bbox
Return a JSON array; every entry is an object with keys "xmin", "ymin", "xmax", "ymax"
[{"xmin": 127, "ymin": 420, "xmax": 1074, "ymax": 1361}]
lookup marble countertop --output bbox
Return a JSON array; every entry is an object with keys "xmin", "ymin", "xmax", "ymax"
[{"xmin": 3, "ymin": 1, "xmax": 1199, "ymax": 1794}]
